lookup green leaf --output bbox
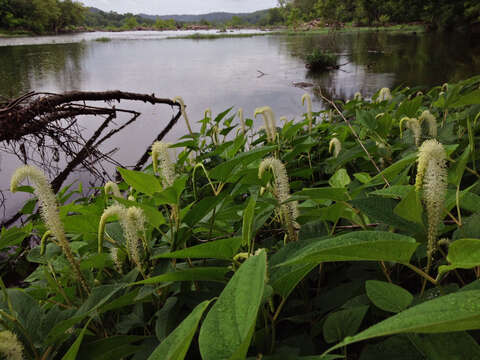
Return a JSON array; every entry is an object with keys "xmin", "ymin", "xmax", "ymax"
[
  {"xmin": 293, "ymin": 188, "xmax": 348, "ymax": 202},
  {"xmin": 365, "ymin": 280, "xmax": 413, "ymax": 313},
  {"xmin": 209, "ymin": 146, "xmax": 276, "ymax": 181},
  {"xmin": 77, "ymin": 336, "xmax": 145, "ymax": 360},
  {"xmin": 323, "ymin": 306, "xmax": 369, "ymax": 343},
  {"xmin": 132, "ymin": 267, "xmax": 229, "ymax": 285},
  {"xmin": 61, "ymin": 319, "xmax": 92, "ymax": 360},
  {"xmin": 242, "ymin": 196, "xmax": 256, "ymax": 247},
  {"xmin": 329, "ymin": 169, "xmax": 351, "ymax": 188},
  {"xmin": 411, "ymin": 332, "xmax": 480, "ymax": 360},
  {"xmin": 393, "ymin": 189, "xmax": 424, "ymax": 226},
  {"xmin": 439, "ymin": 239, "xmax": 480, "ymax": 275},
  {"xmin": 277, "ymin": 231, "xmax": 418, "ymax": 268},
  {"xmin": 451, "ymin": 90, "xmax": 480, "ymax": 107},
  {"xmin": 117, "ymin": 168, "xmax": 162, "ymax": 196},
  {"xmin": 152, "ymin": 237, "xmax": 243, "ymax": 260},
  {"xmin": 359, "ymin": 335, "xmax": 423, "ymax": 360},
  {"xmin": 350, "ymin": 197, "xmax": 423, "ymax": 234},
  {"xmin": 0, "ymin": 226, "xmax": 30, "ymax": 250},
  {"xmin": 183, "ymin": 194, "xmax": 226, "ymax": 227},
  {"xmin": 148, "ymin": 300, "xmax": 211, "ymax": 360},
  {"xmin": 326, "ymin": 290, "xmax": 480, "ymax": 354},
  {"xmin": 199, "ymin": 250, "xmax": 267, "ymax": 360},
  {"xmin": 269, "ymin": 239, "xmax": 318, "ymax": 298}
]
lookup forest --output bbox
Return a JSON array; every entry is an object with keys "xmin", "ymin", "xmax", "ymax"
[{"xmin": 278, "ymin": 0, "xmax": 480, "ymax": 30}]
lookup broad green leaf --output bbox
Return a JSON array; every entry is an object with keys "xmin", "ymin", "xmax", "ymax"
[
  {"xmin": 132, "ymin": 267, "xmax": 229, "ymax": 285},
  {"xmin": 393, "ymin": 189, "xmax": 423, "ymax": 225},
  {"xmin": 368, "ymin": 154, "xmax": 416, "ymax": 185},
  {"xmin": 350, "ymin": 197, "xmax": 423, "ymax": 234},
  {"xmin": 323, "ymin": 306, "xmax": 369, "ymax": 343},
  {"xmin": 329, "ymin": 168, "xmax": 351, "ymax": 188},
  {"xmin": 293, "ymin": 188, "xmax": 348, "ymax": 202},
  {"xmin": 242, "ymin": 196, "xmax": 256, "ymax": 247},
  {"xmin": 453, "ymin": 214, "xmax": 480, "ymax": 240},
  {"xmin": 451, "ymin": 90, "xmax": 480, "ymax": 107},
  {"xmin": 209, "ymin": 146, "xmax": 276, "ymax": 181},
  {"xmin": 359, "ymin": 335, "xmax": 423, "ymax": 360},
  {"xmin": 152, "ymin": 237, "xmax": 243, "ymax": 260},
  {"xmin": 117, "ymin": 168, "xmax": 162, "ymax": 195},
  {"xmin": 448, "ymin": 147, "xmax": 470, "ymax": 185},
  {"xmin": 269, "ymin": 239, "xmax": 318, "ymax": 298},
  {"xmin": 277, "ymin": 231, "xmax": 418, "ymax": 268},
  {"xmin": 395, "ymin": 96, "xmax": 423, "ymax": 118},
  {"xmin": 410, "ymin": 332, "xmax": 480, "ymax": 360},
  {"xmin": 61, "ymin": 319, "xmax": 92, "ymax": 360},
  {"xmin": 325, "ymin": 290, "xmax": 480, "ymax": 354},
  {"xmin": 148, "ymin": 300, "xmax": 211, "ymax": 360},
  {"xmin": 199, "ymin": 250, "xmax": 267, "ymax": 360},
  {"xmin": 0, "ymin": 226, "xmax": 30, "ymax": 250},
  {"xmin": 365, "ymin": 280, "xmax": 413, "ymax": 313},
  {"xmin": 77, "ymin": 336, "xmax": 145, "ymax": 360},
  {"xmin": 183, "ymin": 194, "xmax": 226, "ymax": 227},
  {"xmin": 370, "ymin": 185, "xmax": 411, "ymax": 199},
  {"xmin": 439, "ymin": 239, "xmax": 480, "ymax": 275}
]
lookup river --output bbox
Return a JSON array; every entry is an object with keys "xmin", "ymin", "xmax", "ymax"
[{"xmin": 0, "ymin": 29, "xmax": 479, "ymax": 220}]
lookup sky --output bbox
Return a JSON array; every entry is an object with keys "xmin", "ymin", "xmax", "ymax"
[{"xmin": 79, "ymin": 0, "xmax": 279, "ymax": 15}]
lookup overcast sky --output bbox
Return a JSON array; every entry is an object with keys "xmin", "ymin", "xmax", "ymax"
[{"xmin": 79, "ymin": 0, "xmax": 279, "ymax": 15}]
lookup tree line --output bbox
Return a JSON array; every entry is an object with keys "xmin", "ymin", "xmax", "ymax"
[
  {"xmin": 0, "ymin": 0, "xmax": 85, "ymax": 34},
  {"xmin": 276, "ymin": 0, "xmax": 480, "ymax": 30}
]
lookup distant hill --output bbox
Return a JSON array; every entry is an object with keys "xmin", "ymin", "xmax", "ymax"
[{"xmin": 138, "ymin": 9, "xmax": 270, "ymax": 24}]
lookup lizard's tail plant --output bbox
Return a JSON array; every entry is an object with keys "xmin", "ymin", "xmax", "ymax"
[
  {"xmin": 259, "ymin": 157, "xmax": 299, "ymax": 242},
  {"xmin": 0, "ymin": 330, "xmax": 23, "ymax": 360},
  {"xmin": 419, "ymin": 110, "xmax": 437, "ymax": 138},
  {"xmin": 10, "ymin": 165, "xmax": 90, "ymax": 294},
  {"xmin": 376, "ymin": 87, "xmax": 392, "ymax": 102},
  {"xmin": 354, "ymin": 92, "xmax": 362, "ymax": 101},
  {"xmin": 301, "ymin": 93, "xmax": 313, "ymax": 133},
  {"xmin": 98, "ymin": 204, "xmax": 146, "ymax": 271},
  {"xmin": 329, "ymin": 137, "xmax": 342, "ymax": 158},
  {"xmin": 105, "ymin": 181, "xmax": 122, "ymax": 201},
  {"xmin": 173, "ymin": 96, "xmax": 194, "ymax": 137},
  {"xmin": 237, "ymin": 108, "xmax": 246, "ymax": 134},
  {"xmin": 254, "ymin": 106, "xmax": 277, "ymax": 143},
  {"xmin": 400, "ymin": 117, "xmax": 422, "ymax": 146},
  {"xmin": 151, "ymin": 141, "xmax": 176, "ymax": 187},
  {"xmin": 415, "ymin": 140, "xmax": 448, "ymax": 275}
]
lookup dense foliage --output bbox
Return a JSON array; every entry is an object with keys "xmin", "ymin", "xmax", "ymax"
[
  {"xmin": 2, "ymin": 77, "xmax": 480, "ymax": 359},
  {"xmin": 0, "ymin": 0, "xmax": 85, "ymax": 34},
  {"xmin": 278, "ymin": 0, "xmax": 480, "ymax": 30}
]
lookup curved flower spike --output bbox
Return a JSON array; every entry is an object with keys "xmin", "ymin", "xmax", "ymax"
[
  {"xmin": 400, "ymin": 117, "xmax": 422, "ymax": 146},
  {"xmin": 419, "ymin": 110, "xmax": 437, "ymax": 138},
  {"xmin": 104, "ymin": 181, "xmax": 121, "ymax": 200},
  {"xmin": 254, "ymin": 106, "xmax": 277, "ymax": 143},
  {"xmin": 329, "ymin": 138, "xmax": 342, "ymax": 158},
  {"xmin": 173, "ymin": 96, "xmax": 194, "ymax": 137},
  {"xmin": 204, "ymin": 108, "xmax": 212, "ymax": 119},
  {"xmin": 376, "ymin": 87, "xmax": 392, "ymax": 102},
  {"xmin": 0, "ymin": 330, "xmax": 23, "ymax": 360},
  {"xmin": 415, "ymin": 139, "xmax": 447, "ymax": 268},
  {"xmin": 354, "ymin": 92, "xmax": 362, "ymax": 101},
  {"xmin": 151, "ymin": 141, "xmax": 176, "ymax": 187},
  {"xmin": 301, "ymin": 93, "xmax": 313, "ymax": 133},
  {"xmin": 237, "ymin": 108, "xmax": 246, "ymax": 134},
  {"xmin": 11, "ymin": 165, "xmax": 89, "ymax": 294},
  {"xmin": 259, "ymin": 157, "xmax": 299, "ymax": 242}
]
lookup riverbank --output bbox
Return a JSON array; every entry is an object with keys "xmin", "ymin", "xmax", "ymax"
[{"xmin": 0, "ymin": 23, "xmax": 425, "ymax": 39}]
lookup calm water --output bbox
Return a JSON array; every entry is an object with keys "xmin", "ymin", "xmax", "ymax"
[{"xmin": 0, "ymin": 30, "xmax": 479, "ymax": 220}]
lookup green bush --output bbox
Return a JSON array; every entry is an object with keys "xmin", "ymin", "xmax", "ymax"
[{"xmin": 305, "ymin": 49, "xmax": 338, "ymax": 71}]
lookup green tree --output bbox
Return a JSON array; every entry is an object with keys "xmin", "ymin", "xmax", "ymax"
[{"xmin": 124, "ymin": 15, "xmax": 138, "ymax": 29}]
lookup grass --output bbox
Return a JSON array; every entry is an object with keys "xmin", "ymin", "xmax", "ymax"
[{"xmin": 94, "ymin": 37, "xmax": 112, "ymax": 42}]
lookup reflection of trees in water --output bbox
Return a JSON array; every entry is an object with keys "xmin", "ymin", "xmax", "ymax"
[
  {"xmin": 284, "ymin": 32, "xmax": 480, "ymax": 100},
  {"xmin": 0, "ymin": 42, "xmax": 85, "ymax": 98}
]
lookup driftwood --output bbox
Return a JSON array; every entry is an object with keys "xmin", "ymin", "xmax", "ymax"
[{"xmin": 1, "ymin": 90, "xmax": 182, "ymax": 227}]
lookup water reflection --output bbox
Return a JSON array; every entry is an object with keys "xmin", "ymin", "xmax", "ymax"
[{"xmin": 0, "ymin": 43, "xmax": 85, "ymax": 97}]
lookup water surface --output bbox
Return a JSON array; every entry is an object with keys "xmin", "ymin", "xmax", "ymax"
[{"xmin": 1, "ymin": 30, "xmax": 479, "ymax": 220}]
